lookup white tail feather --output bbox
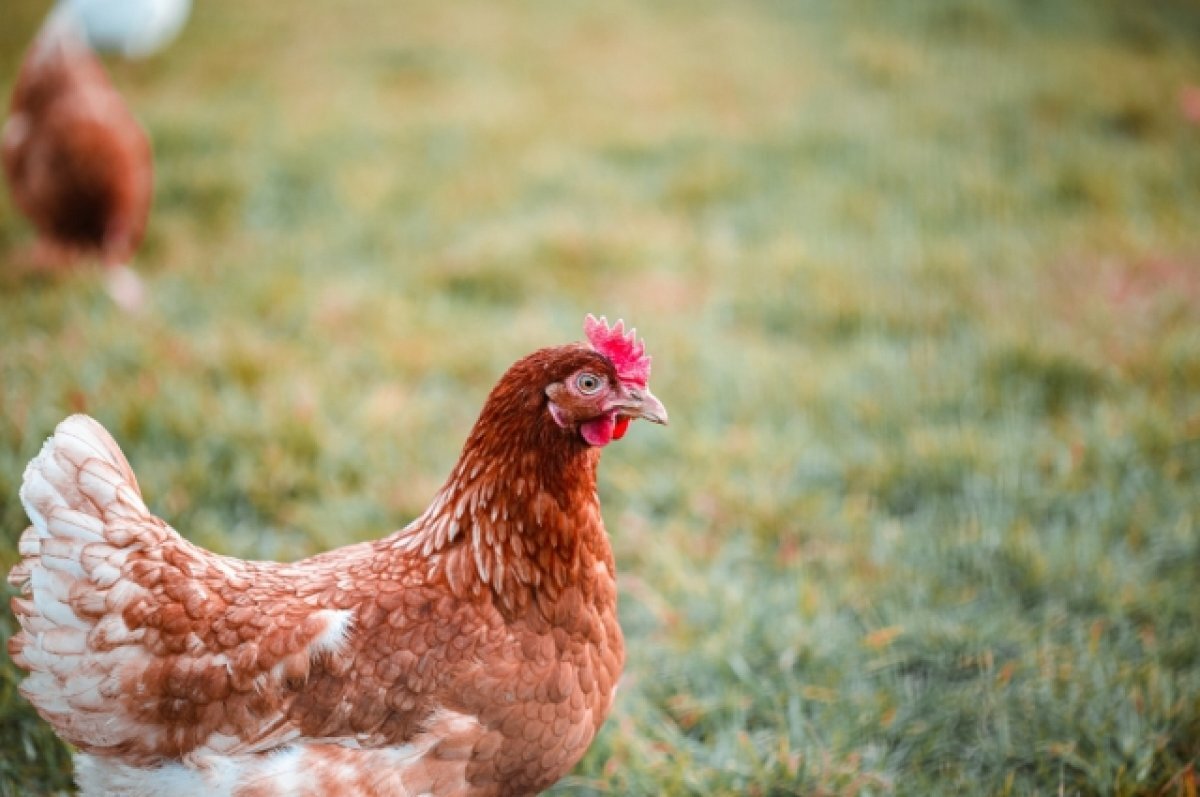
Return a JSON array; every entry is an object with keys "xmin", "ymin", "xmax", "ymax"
[
  {"xmin": 9, "ymin": 415, "xmax": 158, "ymax": 747},
  {"xmin": 9, "ymin": 415, "xmax": 364, "ymax": 769},
  {"xmin": 19, "ymin": 416, "xmax": 145, "ymax": 523}
]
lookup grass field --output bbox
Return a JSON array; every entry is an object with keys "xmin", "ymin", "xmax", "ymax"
[{"xmin": 2, "ymin": 0, "xmax": 1200, "ymax": 794}]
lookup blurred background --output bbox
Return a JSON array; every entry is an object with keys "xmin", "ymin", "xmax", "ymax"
[{"xmin": 2, "ymin": 0, "xmax": 1199, "ymax": 794}]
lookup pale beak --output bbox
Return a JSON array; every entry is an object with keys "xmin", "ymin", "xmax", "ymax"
[{"xmin": 620, "ymin": 387, "xmax": 669, "ymax": 426}]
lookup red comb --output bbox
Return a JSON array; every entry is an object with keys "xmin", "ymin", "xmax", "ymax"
[{"xmin": 584, "ymin": 314, "xmax": 651, "ymax": 387}]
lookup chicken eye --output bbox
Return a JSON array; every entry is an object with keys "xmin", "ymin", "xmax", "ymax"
[{"xmin": 576, "ymin": 372, "xmax": 603, "ymax": 394}]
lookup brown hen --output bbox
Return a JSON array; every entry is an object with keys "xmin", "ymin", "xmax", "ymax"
[
  {"xmin": 2, "ymin": 9, "xmax": 152, "ymax": 310},
  {"xmin": 7, "ymin": 315, "xmax": 667, "ymax": 797}
]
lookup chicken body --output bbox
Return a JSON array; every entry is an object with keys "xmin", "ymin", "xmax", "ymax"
[
  {"xmin": 2, "ymin": 9, "xmax": 152, "ymax": 307},
  {"xmin": 8, "ymin": 327, "xmax": 667, "ymax": 797}
]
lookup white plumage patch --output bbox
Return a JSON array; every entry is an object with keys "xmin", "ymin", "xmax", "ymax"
[
  {"xmin": 9, "ymin": 417, "xmax": 164, "ymax": 754},
  {"xmin": 75, "ymin": 714, "xmax": 482, "ymax": 797},
  {"xmin": 75, "ymin": 753, "xmax": 239, "ymax": 797},
  {"xmin": 310, "ymin": 609, "xmax": 354, "ymax": 656}
]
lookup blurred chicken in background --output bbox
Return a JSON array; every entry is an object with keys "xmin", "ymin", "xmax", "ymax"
[
  {"xmin": 62, "ymin": 0, "xmax": 191, "ymax": 59},
  {"xmin": 2, "ymin": 0, "xmax": 190, "ymax": 311}
]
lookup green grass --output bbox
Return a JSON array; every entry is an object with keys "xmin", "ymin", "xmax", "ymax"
[{"xmin": 2, "ymin": 0, "xmax": 1200, "ymax": 794}]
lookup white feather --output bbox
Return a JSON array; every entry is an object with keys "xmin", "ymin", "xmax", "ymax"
[
  {"xmin": 76, "ymin": 464, "xmax": 122, "ymax": 511},
  {"xmin": 37, "ymin": 593, "xmax": 88, "ymax": 630},
  {"xmin": 46, "ymin": 508, "xmax": 105, "ymax": 542},
  {"xmin": 89, "ymin": 561, "xmax": 123, "ymax": 588},
  {"xmin": 41, "ymin": 628, "xmax": 87, "ymax": 655},
  {"xmin": 31, "ymin": 566, "xmax": 72, "ymax": 606},
  {"xmin": 104, "ymin": 578, "xmax": 146, "ymax": 611},
  {"xmin": 19, "ymin": 468, "xmax": 57, "ymax": 536},
  {"xmin": 310, "ymin": 609, "xmax": 354, "ymax": 656}
]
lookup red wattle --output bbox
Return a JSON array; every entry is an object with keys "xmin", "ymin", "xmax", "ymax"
[
  {"xmin": 580, "ymin": 414, "xmax": 617, "ymax": 447},
  {"xmin": 612, "ymin": 416, "xmax": 631, "ymax": 440}
]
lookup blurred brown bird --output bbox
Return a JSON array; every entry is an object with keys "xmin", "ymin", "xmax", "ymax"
[
  {"xmin": 8, "ymin": 315, "xmax": 668, "ymax": 796},
  {"xmin": 1181, "ymin": 84, "xmax": 1200, "ymax": 128},
  {"xmin": 2, "ymin": 9, "xmax": 152, "ymax": 310}
]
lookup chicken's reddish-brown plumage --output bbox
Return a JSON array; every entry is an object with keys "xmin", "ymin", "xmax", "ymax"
[
  {"xmin": 2, "ymin": 10, "xmax": 151, "ymax": 307},
  {"xmin": 8, "ymin": 320, "xmax": 667, "ymax": 797}
]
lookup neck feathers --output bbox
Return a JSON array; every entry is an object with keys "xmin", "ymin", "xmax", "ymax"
[{"xmin": 388, "ymin": 348, "xmax": 611, "ymax": 609}]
